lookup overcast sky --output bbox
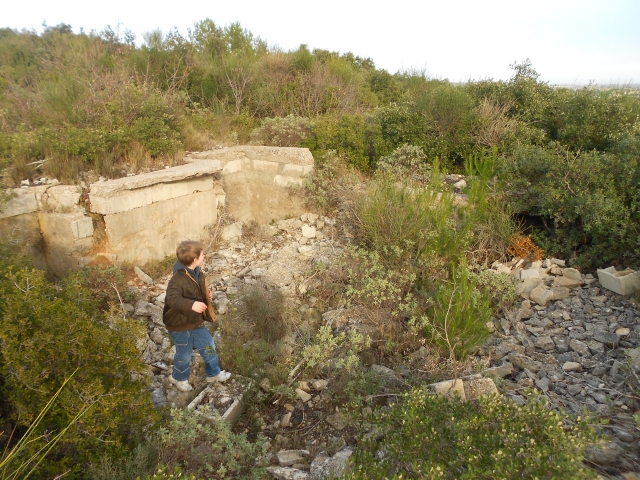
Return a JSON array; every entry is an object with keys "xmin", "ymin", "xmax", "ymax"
[{"xmin": 3, "ymin": 0, "xmax": 639, "ymax": 85}]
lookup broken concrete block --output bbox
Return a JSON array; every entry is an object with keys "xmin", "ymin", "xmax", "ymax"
[
  {"xmin": 301, "ymin": 225, "xmax": 316, "ymax": 238},
  {"xmin": 221, "ymin": 222, "xmax": 243, "ymax": 241},
  {"xmin": 553, "ymin": 276, "xmax": 583, "ymax": 288},
  {"xmin": 277, "ymin": 450, "xmax": 310, "ymax": 467},
  {"xmin": 597, "ymin": 266, "xmax": 640, "ymax": 295},
  {"xmin": 428, "ymin": 379, "xmax": 466, "ymax": 400},
  {"xmin": 562, "ymin": 268, "xmax": 583, "ymax": 281},
  {"xmin": 530, "ymin": 285, "xmax": 554, "ymax": 306},
  {"xmin": 520, "ymin": 267, "xmax": 541, "ymax": 281},
  {"xmin": 463, "ymin": 377, "xmax": 499, "ymax": 400},
  {"xmin": 516, "ymin": 278, "xmax": 543, "ymax": 296},
  {"xmin": 134, "ymin": 266, "xmax": 154, "ymax": 285}
]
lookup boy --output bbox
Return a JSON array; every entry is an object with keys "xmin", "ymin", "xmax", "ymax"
[{"xmin": 163, "ymin": 240, "xmax": 231, "ymax": 392}]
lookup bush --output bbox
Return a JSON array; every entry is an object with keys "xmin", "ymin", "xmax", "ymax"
[
  {"xmin": 249, "ymin": 115, "xmax": 314, "ymax": 147},
  {"xmin": 156, "ymin": 408, "xmax": 268, "ymax": 479},
  {"xmin": 0, "ymin": 254, "xmax": 159, "ymax": 478},
  {"xmin": 411, "ymin": 263, "xmax": 492, "ymax": 359},
  {"xmin": 500, "ymin": 144, "xmax": 640, "ymax": 268},
  {"xmin": 346, "ymin": 391, "xmax": 598, "ymax": 479},
  {"xmin": 376, "ymin": 144, "xmax": 430, "ymax": 182},
  {"xmin": 354, "ymin": 171, "xmax": 470, "ymax": 280},
  {"xmin": 237, "ymin": 283, "xmax": 287, "ymax": 343},
  {"xmin": 470, "ymin": 269, "xmax": 517, "ymax": 315}
]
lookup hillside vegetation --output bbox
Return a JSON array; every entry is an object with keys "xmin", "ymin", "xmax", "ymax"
[
  {"xmin": 0, "ymin": 20, "xmax": 638, "ymax": 479},
  {"xmin": 1, "ymin": 21, "xmax": 639, "ymax": 268}
]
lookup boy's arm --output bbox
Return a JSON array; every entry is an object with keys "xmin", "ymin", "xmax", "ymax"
[{"xmin": 165, "ymin": 275, "xmax": 197, "ymax": 312}]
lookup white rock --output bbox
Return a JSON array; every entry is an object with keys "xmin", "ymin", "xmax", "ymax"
[
  {"xmin": 562, "ymin": 362, "xmax": 582, "ymax": 372},
  {"xmin": 134, "ymin": 266, "xmax": 154, "ymax": 285},
  {"xmin": 301, "ymin": 225, "xmax": 316, "ymax": 238},
  {"xmin": 562, "ymin": 268, "xmax": 583, "ymax": 281},
  {"xmin": 295, "ymin": 388, "xmax": 312, "ymax": 402},
  {"xmin": 266, "ymin": 467, "xmax": 308, "ymax": 480}
]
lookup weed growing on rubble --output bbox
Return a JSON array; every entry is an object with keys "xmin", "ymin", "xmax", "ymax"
[
  {"xmin": 237, "ymin": 283, "xmax": 288, "ymax": 343},
  {"xmin": 346, "ymin": 391, "xmax": 599, "ymax": 479}
]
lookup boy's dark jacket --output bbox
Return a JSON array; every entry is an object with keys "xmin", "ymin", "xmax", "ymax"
[{"xmin": 163, "ymin": 261, "xmax": 216, "ymax": 331}]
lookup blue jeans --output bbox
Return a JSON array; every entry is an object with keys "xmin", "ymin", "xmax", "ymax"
[{"xmin": 168, "ymin": 327, "xmax": 221, "ymax": 381}]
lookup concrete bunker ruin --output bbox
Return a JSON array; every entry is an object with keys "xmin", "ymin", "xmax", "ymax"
[{"xmin": 0, "ymin": 146, "xmax": 314, "ymax": 276}]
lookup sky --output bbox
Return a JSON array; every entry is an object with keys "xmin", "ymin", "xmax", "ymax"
[{"xmin": 2, "ymin": 0, "xmax": 639, "ymax": 86}]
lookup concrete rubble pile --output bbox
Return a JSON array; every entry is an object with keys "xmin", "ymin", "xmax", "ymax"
[
  {"xmin": 482, "ymin": 257, "xmax": 640, "ymax": 474},
  {"xmin": 127, "ymin": 215, "xmax": 640, "ymax": 478}
]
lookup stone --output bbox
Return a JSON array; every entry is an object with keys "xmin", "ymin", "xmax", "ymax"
[
  {"xmin": 309, "ymin": 448, "xmax": 353, "ymax": 480},
  {"xmin": 534, "ymin": 336, "xmax": 555, "ymax": 351},
  {"xmin": 261, "ymin": 378, "xmax": 272, "ymax": 392},
  {"xmin": 370, "ymin": 364, "xmax": 402, "ymax": 387},
  {"xmin": 295, "ymin": 388, "xmax": 312, "ymax": 402},
  {"xmin": 326, "ymin": 412, "xmax": 348, "ymax": 431},
  {"xmin": 592, "ymin": 331, "xmax": 620, "ymax": 348},
  {"xmin": 550, "ymin": 287, "xmax": 571, "ymax": 301},
  {"xmin": 550, "ymin": 258, "xmax": 566, "ymax": 267},
  {"xmin": 562, "ymin": 362, "xmax": 582, "ymax": 372},
  {"xmin": 429, "ymin": 379, "xmax": 466, "ymax": 399},
  {"xmin": 535, "ymin": 377, "xmax": 550, "ymax": 392},
  {"xmin": 562, "ymin": 268, "xmax": 583, "ymax": 281},
  {"xmin": 530, "ymin": 285, "xmax": 554, "ymax": 306},
  {"xmin": 616, "ymin": 327, "xmax": 631, "ymax": 336},
  {"xmin": 484, "ymin": 362, "xmax": 514, "ymax": 378},
  {"xmin": 463, "ymin": 377, "xmax": 499, "ymax": 400},
  {"xmin": 281, "ymin": 412, "xmax": 292, "ymax": 428},
  {"xmin": 301, "ymin": 225, "xmax": 316, "ymax": 238},
  {"xmin": 134, "ymin": 266, "xmax": 154, "ymax": 285},
  {"xmin": 569, "ymin": 339, "xmax": 590, "ymax": 356},
  {"xmin": 312, "ymin": 379, "xmax": 329, "ymax": 391},
  {"xmin": 550, "ymin": 265, "xmax": 563, "ymax": 276},
  {"xmin": 585, "ymin": 442, "xmax": 623, "ymax": 465},
  {"xmin": 266, "ymin": 466, "xmax": 309, "ymax": 480},
  {"xmin": 553, "ymin": 276, "xmax": 583, "ymax": 288},
  {"xmin": 277, "ymin": 450, "xmax": 310, "ymax": 467},
  {"xmin": 507, "ymin": 353, "xmax": 542, "ymax": 373}
]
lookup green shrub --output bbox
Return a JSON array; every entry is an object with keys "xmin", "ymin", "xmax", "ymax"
[
  {"xmin": 157, "ymin": 408, "xmax": 268, "ymax": 479},
  {"xmin": 237, "ymin": 283, "xmax": 287, "ymax": 343},
  {"xmin": 249, "ymin": 115, "xmax": 314, "ymax": 147},
  {"xmin": 500, "ymin": 143, "xmax": 640, "ymax": 268},
  {"xmin": 339, "ymin": 245, "xmax": 416, "ymax": 315},
  {"xmin": 346, "ymin": 391, "xmax": 598, "ymax": 479},
  {"xmin": 301, "ymin": 325, "xmax": 371, "ymax": 373},
  {"xmin": 85, "ymin": 441, "xmax": 160, "ymax": 480},
  {"xmin": 411, "ymin": 263, "xmax": 492, "ymax": 359},
  {"xmin": 0, "ymin": 256, "xmax": 159, "ymax": 478},
  {"xmin": 376, "ymin": 144, "xmax": 430, "ymax": 182},
  {"xmin": 469, "ymin": 269, "xmax": 517, "ymax": 315},
  {"xmin": 354, "ymin": 170, "xmax": 470, "ymax": 280},
  {"xmin": 311, "ymin": 114, "xmax": 369, "ymax": 170}
]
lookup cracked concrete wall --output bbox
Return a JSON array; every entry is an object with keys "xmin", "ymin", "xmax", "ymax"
[
  {"xmin": 0, "ymin": 147, "xmax": 314, "ymax": 275},
  {"xmin": 189, "ymin": 146, "xmax": 313, "ymax": 224}
]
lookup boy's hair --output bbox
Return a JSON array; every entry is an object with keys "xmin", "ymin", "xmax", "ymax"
[{"xmin": 176, "ymin": 240, "xmax": 204, "ymax": 266}]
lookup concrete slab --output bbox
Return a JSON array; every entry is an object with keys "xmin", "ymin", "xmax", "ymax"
[{"xmin": 597, "ymin": 266, "xmax": 640, "ymax": 295}]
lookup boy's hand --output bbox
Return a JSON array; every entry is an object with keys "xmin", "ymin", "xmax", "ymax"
[{"xmin": 191, "ymin": 301, "xmax": 207, "ymax": 313}]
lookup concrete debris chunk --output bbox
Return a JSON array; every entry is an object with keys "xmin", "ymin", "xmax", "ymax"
[{"xmin": 134, "ymin": 266, "xmax": 154, "ymax": 285}]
